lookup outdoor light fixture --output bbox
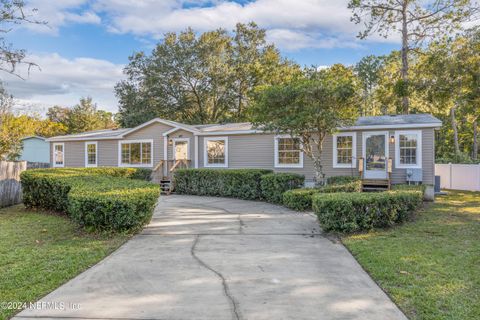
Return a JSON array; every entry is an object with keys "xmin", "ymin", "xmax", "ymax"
[
  {"xmin": 390, "ymin": 135, "xmax": 395, "ymax": 144},
  {"xmin": 168, "ymin": 139, "xmax": 173, "ymax": 146}
]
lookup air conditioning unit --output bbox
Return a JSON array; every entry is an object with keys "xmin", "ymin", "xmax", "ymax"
[{"xmin": 406, "ymin": 168, "xmax": 423, "ymax": 184}]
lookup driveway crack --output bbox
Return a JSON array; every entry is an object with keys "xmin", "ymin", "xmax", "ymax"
[{"xmin": 190, "ymin": 235, "xmax": 241, "ymax": 320}]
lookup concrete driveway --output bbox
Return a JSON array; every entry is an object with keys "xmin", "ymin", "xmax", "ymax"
[{"xmin": 15, "ymin": 195, "xmax": 407, "ymax": 320}]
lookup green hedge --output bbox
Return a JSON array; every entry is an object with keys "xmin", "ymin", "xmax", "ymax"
[
  {"xmin": 283, "ymin": 188, "xmax": 319, "ymax": 211},
  {"xmin": 174, "ymin": 169, "xmax": 272, "ymax": 200},
  {"xmin": 326, "ymin": 175, "xmax": 360, "ymax": 185},
  {"xmin": 21, "ymin": 168, "xmax": 159, "ymax": 232},
  {"xmin": 260, "ymin": 173, "xmax": 305, "ymax": 203},
  {"xmin": 312, "ymin": 190, "xmax": 423, "ymax": 233},
  {"xmin": 283, "ymin": 179, "xmax": 362, "ymax": 211}
]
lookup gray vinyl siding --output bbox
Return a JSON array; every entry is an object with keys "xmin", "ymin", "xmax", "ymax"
[
  {"xmin": 123, "ymin": 122, "xmax": 174, "ymax": 167},
  {"xmin": 97, "ymin": 140, "xmax": 118, "ymax": 167},
  {"xmin": 50, "ymin": 125, "xmax": 436, "ymax": 185}
]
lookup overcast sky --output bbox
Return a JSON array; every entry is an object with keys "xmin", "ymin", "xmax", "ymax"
[{"xmin": 4, "ymin": 0, "xmax": 402, "ymax": 114}]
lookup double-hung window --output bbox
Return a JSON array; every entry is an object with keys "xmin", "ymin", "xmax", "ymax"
[
  {"xmin": 85, "ymin": 142, "xmax": 97, "ymax": 167},
  {"xmin": 395, "ymin": 130, "xmax": 422, "ymax": 168},
  {"xmin": 333, "ymin": 133, "xmax": 356, "ymax": 168},
  {"xmin": 204, "ymin": 137, "xmax": 228, "ymax": 167},
  {"xmin": 119, "ymin": 140, "xmax": 153, "ymax": 167},
  {"xmin": 53, "ymin": 143, "xmax": 64, "ymax": 167},
  {"xmin": 274, "ymin": 135, "xmax": 303, "ymax": 168}
]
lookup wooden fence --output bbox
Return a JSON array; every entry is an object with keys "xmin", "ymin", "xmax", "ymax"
[{"xmin": 0, "ymin": 161, "xmax": 27, "ymax": 207}]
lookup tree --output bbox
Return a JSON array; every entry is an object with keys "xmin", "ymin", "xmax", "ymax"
[
  {"xmin": 354, "ymin": 55, "xmax": 384, "ymax": 115},
  {"xmin": 250, "ymin": 65, "xmax": 359, "ymax": 184},
  {"xmin": 116, "ymin": 23, "xmax": 300, "ymax": 127},
  {"xmin": 0, "ymin": 0, "xmax": 45, "ymax": 77},
  {"xmin": 349, "ymin": 0, "xmax": 479, "ymax": 113},
  {"xmin": 47, "ymin": 98, "xmax": 117, "ymax": 134}
]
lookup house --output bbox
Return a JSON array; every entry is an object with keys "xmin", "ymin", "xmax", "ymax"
[
  {"xmin": 19, "ymin": 136, "xmax": 50, "ymax": 164},
  {"xmin": 46, "ymin": 114, "xmax": 441, "ymax": 189}
]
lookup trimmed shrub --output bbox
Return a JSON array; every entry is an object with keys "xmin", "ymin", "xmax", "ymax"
[
  {"xmin": 283, "ymin": 179, "xmax": 362, "ymax": 211},
  {"xmin": 174, "ymin": 168, "xmax": 272, "ymax": 200},
  {"xmin": 21, "ymin": 168, "xmax": 160, "ymax": 232},
  {"xmin": 283, "ymin": 188, "xmax": 319, "ymax": 211},
  {"xmin": 260, "ymin": 173, "xmax": 305, "ymax": 204},
  {"xmin": 326, "ymin": 175, "xmax": 360, "ymax": 185},
  {"xmin": 312, "ymin": 190, "xmax": 423, "ymax": 233}
]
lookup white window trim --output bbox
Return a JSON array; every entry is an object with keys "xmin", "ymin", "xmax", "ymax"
[
  {"xmin": 85, "ymin": 141, "xmax": 98, "ymax": 167},
  {"xmin": 333, "ymin": 132, "xmax": 357, "ymax": 168},
  {"xmin": 274, "ymin": 134, "xmax": 304, "ymax": 168},
  {"xmin": 204, "ymin": 137, "xmax": 228, "ymax": 168},
  {"xmin": 172, "ymin": 137, "xmax": 190, "ymax": 160},
  {"xmin": 53, "ymin": 143, "xmax": 65, "ymax": 168},
  {"xmin": 118, "ymin": 139, "xmax": 154, "ymax": 168},
  {"xmin": 395, "ymin": 130, "xmax": 422, "ymax": 169}
]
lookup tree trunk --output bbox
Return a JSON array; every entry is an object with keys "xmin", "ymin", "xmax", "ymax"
[
  {"xmin": 400, "ymin": 1, "xmax": 410, "ymax": 114},
  {"xmin": 473, "ymin": 119, "xmax": 478, "ymax": 160},
  {"xmin": 451, "ymin": 106, "xmax": 460, "ymax": 155}
]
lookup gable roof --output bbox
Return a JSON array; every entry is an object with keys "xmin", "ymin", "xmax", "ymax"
[
  {"xmin": 46, "ymin": 114, "xmax": 442, "ymax": 141},
  {"xmin": 22, "ymin": 135, "xmax": 46, "ymax": 141}
]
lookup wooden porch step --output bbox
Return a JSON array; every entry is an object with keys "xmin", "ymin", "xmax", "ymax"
[
  {"xmin": 362, "ymin": 179, "xmax": 390, "ymax": 192},
  {"xmin": 160, "ymin": 179, "xmax": 173, "ymax": 195}
]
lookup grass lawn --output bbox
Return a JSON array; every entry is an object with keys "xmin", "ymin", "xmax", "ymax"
[
  {"xmin": 0, "ymin": 205, "xmax": 129, "ymax": 320},
  {"xmin": 343, "ymin": 191, "xmax": 480, "ymax": 320}
]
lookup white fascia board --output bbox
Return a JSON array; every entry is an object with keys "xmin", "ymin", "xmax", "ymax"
[
  {"xmin": 121, "ymin": 118, "xmax": 200, "ymax": 137},
  {"xmin": 339, "ymin": 123, "xmax": 442, "ymax": 131}
]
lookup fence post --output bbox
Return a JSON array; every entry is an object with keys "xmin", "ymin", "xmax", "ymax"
[{"xmin": 448, "ymin": 162, "xmax": 452, "ymax": 189}]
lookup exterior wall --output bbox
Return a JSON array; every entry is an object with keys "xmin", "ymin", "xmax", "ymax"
[
  {"xmin": 123, "ymin": 122, "xmax": 174, "ymax": 167},
  {"xmin": 198, "ymin": 128, "xmax": 436, "ymax": 184},
  {"xmin": 20, "ymin": 138, "xmax": 50, "ymax": 163},
  {"xmin": 49, "ymin": 123, "xmax": 436, "ymax": 185}
]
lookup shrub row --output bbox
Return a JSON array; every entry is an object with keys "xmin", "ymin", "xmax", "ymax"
[
  {"xmin": 283, "ymin": 177, "xmax": 362, "ymax": 211},
  {"xmin": 21, "ymin": 168, "xmax": 159, "ymax": 232},
  {"xmin": 174, "ymin": 169, "xmax": 304, "ymax": 202},
  {"xmin": 260, "ymin": 173, "xmax": 305, "ymax": 203},
  {"xmin": 174, "ymin": 169, "xmax": 273, "ymax": 200},
  {"xmin": 312, "ymin": 190, "xmax": 423, "ymax": 233}
]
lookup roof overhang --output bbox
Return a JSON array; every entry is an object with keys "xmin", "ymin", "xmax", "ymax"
[{"xmin": 338, "ymin": 122, "xmax": 442, "ymax": 131}]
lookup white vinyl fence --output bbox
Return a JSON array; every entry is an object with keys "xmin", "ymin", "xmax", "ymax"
[{"xmin": 435, "ymin": 163, "xmax": 480, "ymax": 191}]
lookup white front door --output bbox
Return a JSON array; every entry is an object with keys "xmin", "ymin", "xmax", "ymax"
[
  {"xmin": 173, "ymin": 139, "xmax": 189, "ymax": 160},
  {"xmin": 363, "ymin": 131, "xmax": 389, "ymax": 179}
]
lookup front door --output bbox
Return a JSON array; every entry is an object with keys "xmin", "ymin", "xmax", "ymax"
[
  {"xmin": 363, "ymin": 132, "xmax": 388, "ymax": 179},
  {"xmin": 174, "ymin": 139, "xmax": 189, "ymax": 160}
]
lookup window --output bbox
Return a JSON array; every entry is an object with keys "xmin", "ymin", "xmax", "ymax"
[
  {"xmin": 118, "ymin": 140, "xmax": 153, "ymax": 167},
  {"xmin": 395, "ymin": 130, "xmax": 422, "ymax": 169},
  {"xmin": 204, "ymin": 137, "xmax": 228, "ymax": 167},
  {"xmin": 53, "ymin": 143, "xmax": 64, "ymax": 167},
  {"xmin": 274, "ymin": 135, "xmax": 303, "ymax": 168},
  {"xmin": 85, "ymin": 142, "xmax": 97, "ymax": 167},
  {"xmin": 333, "ymin": 133, "xmax": 357, "ymax": 168}
]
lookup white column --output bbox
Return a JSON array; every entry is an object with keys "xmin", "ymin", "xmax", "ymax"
[
  {"xmin": 163, "ymin": 136, "xmax": 168, "ymax": 177},
  {"xmin": 194, "ymin": 135, "xmax": 199, "ymax": 168}
]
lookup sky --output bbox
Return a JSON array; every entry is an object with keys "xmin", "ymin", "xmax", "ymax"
[{"xmin": 4, "ymin": 0, "xmax": 402, "ymax": 114}]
